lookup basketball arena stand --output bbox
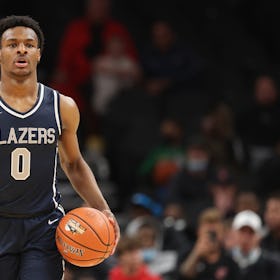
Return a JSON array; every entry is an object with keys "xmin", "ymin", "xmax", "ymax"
[{"xmin": 56, "ymin": 149, "xmax": 119, "ymax": 213}]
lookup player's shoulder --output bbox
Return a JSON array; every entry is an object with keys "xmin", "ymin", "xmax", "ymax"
[
  {"xmin": 59, "ymin": 93, "xmax": 78, "ymax": 110},
  {"xmin": 57, "ymin": 92, "xmax": 80, "ymax": 129},
  {"xmin": 41, "ymin": 83, "xmax": 76, "ymax": 107},
  {"xmin": 57, "ymin": 92, "xmax": 80, "ymax": 124},
  {"xmin": 40, "ymin": 83, "xmax": 79, "ymax": 117}
]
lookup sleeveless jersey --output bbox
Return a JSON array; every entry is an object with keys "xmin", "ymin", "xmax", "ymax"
[{"xmin": 0, "ymin": 83, "xmax": 62, "ymax": 216}]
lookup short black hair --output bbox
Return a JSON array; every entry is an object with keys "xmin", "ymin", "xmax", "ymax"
[{"xmin": 0, "ymin": 15, "xmax": 44, "ymax": 53}]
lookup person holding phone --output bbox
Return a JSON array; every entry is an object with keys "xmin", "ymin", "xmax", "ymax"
[{"xmin": 178, "ymin": 208, "xmax": 240, "ymax": 280}]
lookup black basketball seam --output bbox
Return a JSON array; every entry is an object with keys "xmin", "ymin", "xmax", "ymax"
[
  {"xmin": 69, "ymin": 211, "xmax": 113, "ymax": 247},
  {"xmin": 68, "ymin": 210, "xmax": 112, "ymax": 260},
  {"xmin": 68, "ymin": 211, "xmax": 112, "ymax": 257},
  {"xmin": 95, "ymin": 210, "xmax": 113, "ymax": 259},
  {"xmin": 65, "ymin": 258, "xmax": 105, "ymax": 267},
  {"xmin": 64, "ymin": 254, "xmax": 105, "ymax": 262},
  {"xmin": 56, "ymin": 225, "xmax": 109, "ymax": 254},
  {"xmin": 63, "ymin": 253, "xmax": 105, "ymax": 267}
]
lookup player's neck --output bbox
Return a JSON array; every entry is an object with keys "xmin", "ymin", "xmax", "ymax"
[
  {"xmin": 0, "ymin": 80, "xmax": 39, "ymax": 113},
  {"xmin": 0, "ymin": 76, "xmax": 38, "ymax": 98}
]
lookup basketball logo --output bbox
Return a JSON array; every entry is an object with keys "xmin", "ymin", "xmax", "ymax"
[{"xmin": 56, "ymin": 207, "xmax": 115, "ymax": 267}]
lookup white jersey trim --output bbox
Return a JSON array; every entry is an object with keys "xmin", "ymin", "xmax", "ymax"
[
  {"xmin": 53, "ymin": 90, "xmax": 62, "ymax": 135},
  {"xmin": 0, "ymin": 83, "xmax": 44, "ymax": 119},
  {"xmin": 52, "ymin": 146, "xmax": 59, "ymax": 209}
]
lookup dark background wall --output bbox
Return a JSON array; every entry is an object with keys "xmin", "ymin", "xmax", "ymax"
[{"xmin": 2, "ymin": 0, "xmax": 280, "ymax": 84}]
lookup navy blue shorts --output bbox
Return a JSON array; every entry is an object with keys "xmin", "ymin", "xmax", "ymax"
[{"xmin": 0, "ymin": 207, "xmax": 64, "ymax": 280}]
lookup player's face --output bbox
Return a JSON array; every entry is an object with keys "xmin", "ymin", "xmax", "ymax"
[{"xmin": 0, "ymin": 26, "xmax": 41, "ymax": 78}]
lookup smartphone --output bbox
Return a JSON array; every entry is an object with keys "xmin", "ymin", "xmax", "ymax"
[{"xmin": 208, "ymin": 230, "xmax": 217, "ymax": 242}]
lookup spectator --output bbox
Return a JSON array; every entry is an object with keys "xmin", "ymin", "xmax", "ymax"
[
  {"xmin": 199, "ymin": 102, "xmax": 238, "ymax": 167},
  {"xmin": 231, "ymin": 210, "xmax": 280, "ymax": 280},
  {"xmin": 51, "ymin": 0, "xmax": 138, "ymax": 149},
  {"xmin": 92, "ymin": 34, "xmax": 141, "ymax": 121},
  {"xmin": 208, "ymin": 165, "xmax": 239, "ymax": 219},
  {"xmin": 125, "ymin": 216, "xmax": 180, "ymax": 279},
  {"xmin": 121, "ymin": 192, "xmax": 163, "ymax": 234},
  {"xmin": 178, "ymin": 208, "xmax": 240, "ymax": 280},
  {"xmin": 141, "ymin": 20, "xmax": 201, "ymax": 96},
  {"xmin": 255, "ymin": 139, "xmax": 280, "ymax": 199},
  {"xmin": 234, "ymin": 191, "xmax": 261, "ymax": 216},
  {"xmin": 109, "ymin": 235, "xmax": 162, "ymax": 280},
  {"xmin": 261, "ymin": 192, "xmax": 280, "ymax": 259},
  {"xmin": 223, "ymin": 218, "xmax": 238, "ymax": 252},
  {"xmin": 165, "ymin": 136, "xmax": 214, "ymax": 230},
  {"xmin": 138, "ymin": 117, "xmax": 186, "ymax": 200},
  {"xmin": 140, "ymin": 19, "xmax": 203, "ymax": 119},
  {"xmin": 162, "ymin": 202, "xmax": 194, "ymax": 243},
  {"xmin": 122, "ymin": 198, "xmax": 192, "ymax": 269},
  {"xmin": 235, "ymin": 74, "xmax": 280, "ymax": 170}
]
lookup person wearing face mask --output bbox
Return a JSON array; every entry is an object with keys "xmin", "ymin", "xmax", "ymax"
[
  {"xmin": 184, "ymin": 139, "xmax": 211, "ymax": 174},
  {"xmin": 230, "ymin": 210, "xmax": 280, "ymax": 280},
  {"xmin": 125, "ymin": 216, "xmax": 180, "ymax": 280},
  {"xmin": 109, "ymin": 235, "xmax": 162, "ymax": 280},
  {"xmin": 165, "ymin": 136, "xmax": 215, "ymax": 231},
  {"xmin": 138, "ymin": 118, "xmax": 185, "ymax": 191}
]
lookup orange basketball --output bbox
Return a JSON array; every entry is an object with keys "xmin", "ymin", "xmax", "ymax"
[{"xmin": 55, "ymin": 207, "xmax": 115, "ymax": 267}]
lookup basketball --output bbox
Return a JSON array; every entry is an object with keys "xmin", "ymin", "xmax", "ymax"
[{"xmin": 55, "ymin": 207, "xmax": 115, "ymax": 267}]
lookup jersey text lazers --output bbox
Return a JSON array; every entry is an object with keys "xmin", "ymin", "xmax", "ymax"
[
  {"xmin": 0, "ymin": 83, "xmax": 62, "ymax": 216},
  {"xmin": 0, "ymin": 127, "xmax": 56, "ymax": 145}
]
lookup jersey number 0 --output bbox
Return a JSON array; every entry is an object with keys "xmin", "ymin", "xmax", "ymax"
[{"xmin": 11, "ymin": 148, "xmax": 31, "ymax": 180}]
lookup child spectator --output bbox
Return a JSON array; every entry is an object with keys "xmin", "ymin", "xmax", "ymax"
[{"xmin": 109, "ymin": 235, "xmax": 162, "ymax": 280}]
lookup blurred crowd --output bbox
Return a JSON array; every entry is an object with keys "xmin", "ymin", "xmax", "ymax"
[{"xmin": 3, "ymin": 0, "xmax": 280, "ymax": 279}]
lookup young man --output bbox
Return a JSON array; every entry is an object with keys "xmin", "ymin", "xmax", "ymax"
[
  {"xmin": 262, "ymin": 191, "xmax": 280, "ymax": 258},
  {"xmin": 179, "ymin": 208, "xmax": 240, "ymax": 280},
  {"xmin": 231, "ymin": 210, "xmax": 280, "ymax": 280},
  {"xmin": 0, "ymin": 15, "xmax": 120, "ymax": 279}
]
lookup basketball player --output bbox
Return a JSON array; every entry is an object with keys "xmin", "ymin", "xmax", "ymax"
[{"xmin": 0, "ymin": 15, "xmax": 120, "ymax": 279}]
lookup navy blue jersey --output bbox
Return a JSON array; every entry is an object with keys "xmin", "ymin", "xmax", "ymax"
[{"xmin": 0, "ymin": 83, "xmax": 62, "ymax": 216}]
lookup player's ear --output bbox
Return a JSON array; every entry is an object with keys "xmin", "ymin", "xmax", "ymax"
[{"xmin": 37, "ymin": 49, "xmax": 41, "ymax": 63}]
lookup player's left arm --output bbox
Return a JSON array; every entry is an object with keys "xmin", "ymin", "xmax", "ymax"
[{"xmin": 58, "ymin": 93, "xmax": 120, "ymax": 252}]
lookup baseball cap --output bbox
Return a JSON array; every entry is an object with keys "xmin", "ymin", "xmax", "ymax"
[
  {"xmin": 232, "ymin": 210, "xmax": 262, "ymax": 233},
  {"xmin": 131, "ymin": 193, "xmax": 162, "ymax": 217}
]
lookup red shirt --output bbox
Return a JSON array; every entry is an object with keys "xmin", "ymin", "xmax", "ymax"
[
  {"xmin": 109, "ymin": 265, "xmax": 162, "ymax": 280},
  {"xmin": 52, "ymin": 18, "xmax": 138, "ymax": 110}
]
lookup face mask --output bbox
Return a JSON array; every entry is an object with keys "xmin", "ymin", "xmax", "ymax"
[
  {"xmin": 186, "ymin": 158, "xmax": 208, "ymax": 172},
  {"xmin": 141, "ymin": 248, "xmax": 157, "ymax": 263},
  {"xmin": 232, "ymin": 247, "xmax": 261, "ymax": 269}
]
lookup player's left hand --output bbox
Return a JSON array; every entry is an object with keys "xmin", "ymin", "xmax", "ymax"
[{"xmin": 102, "ymin": 209, "xmax": 120, "ymax": 255}]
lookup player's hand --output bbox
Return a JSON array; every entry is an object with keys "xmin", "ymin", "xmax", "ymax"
[{"xmin": 102, "ymin": 210, "xmax": 120, "ymax": 255}]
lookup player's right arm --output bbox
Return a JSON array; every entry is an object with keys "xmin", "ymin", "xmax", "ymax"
[
  {"xmin": 58, "ymin": 94, "xmax": 120, "ymax": 251},
  {"xmin": 58, "ymin": 94, "xmax": 108, "ymax": 210}
]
